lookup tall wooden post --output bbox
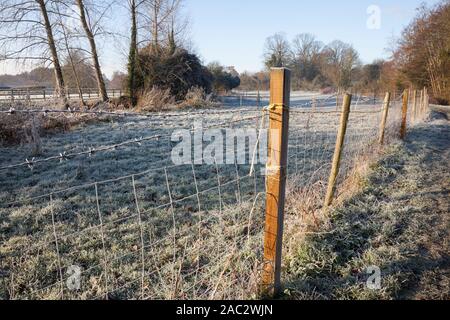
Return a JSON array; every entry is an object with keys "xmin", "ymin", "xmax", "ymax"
[
  {"xmin": 422, "ymin": 87, "xmax": 427, "ymax": 115},
  {"xmin": 257, "ymin": 88, "xmax": 261, "ymax": 108},
  {"xmin": 411, "ymin": 90, "xmax": 417, "ymax": 123},
  {"xmin": 420, "ymin": 90, "xmax": 424, "ymax": 117},
  {"xmin": 400, "ymin": 89, "xmax": 409, "ymax": 140},
  {"xmin": 324, "ymin": 94, "xmax": 352, "ymax": 207},
  {"xmin": 261, "ymin": 68, "xmax": 290, "ymax": 297},
  {"xmin": 379, "ymin": 92, "xmax": 391, "ymax": 145}
]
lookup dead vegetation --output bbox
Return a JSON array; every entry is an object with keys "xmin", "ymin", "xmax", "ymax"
[
  {"xmin": 135, "ymin": 87, "xmax": 175, "ymax": 112},
  {"xmin": 178, "ymin": 87, "xmax": 217, "ymax": 109},
  {"xmin": 0, "ymin": 110, "xmax": 111, "ymax": 148},
  {"xmin": 135, "ymin": 86, "xmax": 218, "ymax": 112},
  {"xmin": 0, "ymin": 89, "xmax": 219, "ymax": 148}
]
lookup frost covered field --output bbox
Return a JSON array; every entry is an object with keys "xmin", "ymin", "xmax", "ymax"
[{"xmin": 0, "ymin": 92, "xmax": 393, "ymax": 300}]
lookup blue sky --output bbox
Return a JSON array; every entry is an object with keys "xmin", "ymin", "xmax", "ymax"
[
  {"xmin": 0, "ymin": 0, "xmax": 441, "ymax": 77},
  {"xmin": 186, "ymin": 0, "xmax": 440, "ymax": 73}
]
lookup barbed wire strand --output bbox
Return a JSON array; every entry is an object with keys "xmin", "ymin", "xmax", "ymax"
[{"xmin": 0, "ymin": 114, "xmax": 262, "ymax": 172}]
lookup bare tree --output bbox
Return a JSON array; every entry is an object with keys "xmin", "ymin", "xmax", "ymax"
[
  {"xmin": 75, "ymin": 0, "xmax": 108, "ymax": 101},
  {"xmin": 125, "ymin": 0, "xmax": 188, "ymax": 105},
  {"xmin": 0, "ymin": 0, "xmax": 68, "ymax": 107},
  {"xmin": 291, "ymin": 33, "xmax": 323, "ymax": 86},
  {"xmin": 140, "ymin": 0, "xmax": 184, "ymax": 52},
  {"xmin": 263, "ymin": 33, "xmax": 291, "ymax": 69},
  {"xmin": 322, "ymin": 40, "xmax": 360, "ymax": 92},
  {"xmin": 54, "ymin": 2, "xmax": 86, "ymax": 105},
  {"xmin": 128, "ymin": 0, "xmax": 139, "ymax": 105}
]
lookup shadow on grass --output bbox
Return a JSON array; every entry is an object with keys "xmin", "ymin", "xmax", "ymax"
[{"xmin": 282, "ymin": 120, "xmax": 450, "ymax": 300}]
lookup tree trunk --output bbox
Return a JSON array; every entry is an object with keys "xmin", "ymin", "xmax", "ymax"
[
  {"xmin": 128, "ymin": 0, "xmax": 138, "ymax": 106},
  {"xmin": 76, "ymin": 0, "xmax": 108, "ymax": 102},
  {"xmin": 152, "ymin": 2, "xmax": 159, "ymax": 53},
  {"xmin": 68, "ymin": 53, "xmax": 86, "ymax": 105},
  {"xmin": 57, "ymin": 5, "xmax": 85, "ymax": 106},
  {"xmin": 36, "ymin": 0, "xmax": 68, "ymax": 109}
]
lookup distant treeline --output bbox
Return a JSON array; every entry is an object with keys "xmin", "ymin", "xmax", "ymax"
[
  {"xmin": 0, "ymin": 56, "xmax": 120, "ymax": 90},
  {"xmin": 239, "ymin": 0, "xmax": 450, "ymax": 104},
  {"xmin": 1, "ymin": 0, "xmax": 447, "ymax": 107}
]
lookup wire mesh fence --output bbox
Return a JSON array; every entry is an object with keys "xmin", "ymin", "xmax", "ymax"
[
  {"xmin": 0, "ymin": 79, "xmax": 428, "ymax": 300},
  {"xmin": 0, "ymin": 108, "xmax": 268, "ymax": 300}
]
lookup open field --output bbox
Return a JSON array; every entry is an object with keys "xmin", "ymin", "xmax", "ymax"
[{"xmin": 0, "ymin": 92, "xmax": 406, "ymax": 299}]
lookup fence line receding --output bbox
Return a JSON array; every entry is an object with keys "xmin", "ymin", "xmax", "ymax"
[{"xmin": 0, "ymin": 68, "xmax": 430, "ymax": 300}]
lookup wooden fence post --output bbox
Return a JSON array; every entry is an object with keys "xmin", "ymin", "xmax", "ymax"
[
  {"xmin": 324, "ymin": 93, "xmax": 352, "ymax": 207},
  {"xmin": 422, "ymin": 87, "xmax": 427, "ymax": 115},
  {"xmin": 417, "ymin": 90, "xmax": 420, "ymax": 119},
  {"xmin": 411, "ymin": 90, "xmax": 417, "ymax": 123},
  {"xmin": 379, "ymin": 92, "xmax": 391, "ymax": 145},
  {"xmin": 420, "ymin": 89, "xmax": 424, "ymax": 118},
  {"xmin": 257, "ymin": 89, "xmax": 261, "ymax": 108},
  {"xmin": 261, "ymin": 67, "xmax": 290, "ymax": 297},
  {"xmin": 400, "ymin": 89, "xmax": 409, "ymax": 140}
]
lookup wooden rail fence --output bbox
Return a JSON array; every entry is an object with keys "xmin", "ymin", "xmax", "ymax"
[{"xmin": 0, "ymin": 88, "xmax": 123, "ymax": 102}]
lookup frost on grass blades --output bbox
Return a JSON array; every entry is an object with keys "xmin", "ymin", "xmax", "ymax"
[
  {"xmin": 0, "ymin": 91, "xmax": 409, "ymax": 300},
  {"xmin": 170, "ymin": 119, "xmax": 271, "ymax": 170}
]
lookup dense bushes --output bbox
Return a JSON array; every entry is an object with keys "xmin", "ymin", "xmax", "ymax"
[
  {"xmin": 207, "ymin": 62, "xmax": 240, "ymax": 93},
  {"xmin": 127, "ymin": 46, "xmax": 241, "ymax": 109},
  {"xmin": 135, "ymin": 48, "xmax": 213, "ymax": 101}
]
